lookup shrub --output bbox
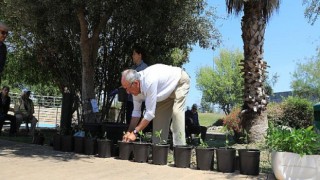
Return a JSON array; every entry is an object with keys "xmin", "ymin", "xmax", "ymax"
[
  {"xmin": 281, "ymin": 96, "xmax": 313, "ymax": 128},
  {"xmin": 266, "ymin": 122, "xmax": 320, "ymax": 155},
  {"xmin": 223, "ymin": 107, "xmax": 241, "ymax": 133},
  {"xmin": 267, "ymin": 102, "xmax": 284, "ymax": 125}
]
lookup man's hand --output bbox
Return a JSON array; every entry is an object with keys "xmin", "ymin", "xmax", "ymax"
[{"xmin": 122, "ymin": 131, "xmax": 137, "ymax": 142}]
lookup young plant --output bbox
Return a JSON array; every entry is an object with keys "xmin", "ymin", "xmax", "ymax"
[
  {"xmin": 101, "ymin": 131, "xmax": 107, "ymax": 140},
  {"xmin": 239, "ymin": 129, "xmax": 249, "ymax": 149},
  {"xmin": 198, "ymin": 134, "xmax": 208, "ymax": 148},
  {"xmin": 155, "ymin": 129, "xmax": 167, "ymax": 144},
  {"xmin": 87, "ymin": 131, "xmax": 92, "ymax": 138},
  {"xmin": 138, "ymin": 130, "xmax": 145, "ymax": 143},
  {"xmin": 221, "ymin": 125, "xmax": 234, "ymax": 148}
]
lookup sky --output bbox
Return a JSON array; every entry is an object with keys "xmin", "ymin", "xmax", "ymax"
[{"xmin": 183, "ymin": 0, "xmax": 320, "ymax": 107}]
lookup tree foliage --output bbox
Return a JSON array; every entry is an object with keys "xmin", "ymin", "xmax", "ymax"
[
  {"xmin": 291, "ymin": 51, "xmax": 320, "ymax": 102},
  {"xmin": 0, "ymin": 0, "xmax": 221, "ymax": 121},
  {"xmin": 303, "ymin": 0, "xmax": 320, "ymax": 25},
  {"xmin": 196, "ymin": 49, "xmax": 243, "ymax": 115}
]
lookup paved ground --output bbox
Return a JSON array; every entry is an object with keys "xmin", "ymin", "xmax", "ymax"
[{"xmin": 0, "ymin": 139, "xmax": 275, "ymax": 180}]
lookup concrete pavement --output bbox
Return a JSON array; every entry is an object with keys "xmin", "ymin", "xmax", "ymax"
[{"xmin": 0, "ymin": 139, "xmax": 273, "ymax": 180}]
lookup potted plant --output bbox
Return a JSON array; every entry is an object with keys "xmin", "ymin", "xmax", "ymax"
[
  {"xmin": 97, "ymin": 131, "xmax": 112, "ymax": 158},
  {"xmin": 32, "ymin": 129, "xmax": 45, "ymax": 145},
  {"xmin": 173, "ymin": 132, "xmax": 192, "ymax": 168},
  {"xmin": 152, "ymin": 129, "xmax": 170, "ymax": 165},
  {"xmin": 216, "ymin": 126, "xmax": 236, "ymax": 173},
  {"xmin": 84, "ymin": 131, "xmax": 97, "ymax": 155},
  {"xmin": 73, "ymin": 129, "xmax": 85, "ymax": 154},
  {"xmin": 195, "ymin": 135, "xmax": 215, "ymax": 171},
  {"xmin": 118, "ymin": 131, "xmax": 133, "ymax": 160},
  {"xmin": 53, "ymin": 126, "xmax": 63, "ymax": 151},
  {"xmin": 266, "ymin": 123, "xmax": 320, "ymax": 180},
  {"xmin": 133, "ymin": 130, "xmax": 150, "ymax": 163},
  {"xmin": 238, "ymin": 130, "xmax": 260, "ymax": 176}
]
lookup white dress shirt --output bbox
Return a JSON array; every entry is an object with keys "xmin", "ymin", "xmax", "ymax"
[{"xmin": 132, "ymin": 64, "xmax": 182, "ymax": 121}]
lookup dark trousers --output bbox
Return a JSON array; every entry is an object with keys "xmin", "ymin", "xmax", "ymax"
[
  {"xmin": 186, "ymin": 125, "xmax": 207, "ymax": 141},
  {"xmin": 0, "ymin": 114, "xmax": 17, "ymax": 135}
]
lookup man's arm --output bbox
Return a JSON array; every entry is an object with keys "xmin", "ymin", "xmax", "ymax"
[{"xmin": 123, "ymin": 118, "xmax": 151, "ymax": 142}]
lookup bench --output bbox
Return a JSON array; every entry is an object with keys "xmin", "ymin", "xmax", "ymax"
[{"xmin": 3, "ymin": 118, "xmax": 31, "ymax": 132}]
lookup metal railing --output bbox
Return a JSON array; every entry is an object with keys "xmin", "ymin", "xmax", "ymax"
[{"xmin": 8, "ymin": 93, "xmax": 62, "ymax": 128}]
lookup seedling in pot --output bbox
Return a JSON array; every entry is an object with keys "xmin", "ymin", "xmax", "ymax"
[
  {"xmin": 222, "ymin": 125, "xmax": 234, "ymax": 148},
  {"xmin": 155, "ymin": 129, "xmax": 167, "ymax": 145},
  {"xmin": 138, "ymin": 130, "xmax": 145, "ymax": 143},
  {"xmin": 198, "ymin": 134, "xmax": 208, "ymax": 148}
]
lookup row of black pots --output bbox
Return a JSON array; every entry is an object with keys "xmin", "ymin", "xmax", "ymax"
[
  {"xmin": 118, "ymin": 142, "xmax": 260, "ymax": 175},
  {"xmin": 118, "ymin": 141, "xmax": 170, "ymax": 165},
  {"xmin": 216, "ymin": 148, "xmax": 260, "ymax": 175},
  {"xmin": 52, "ymin": 134, "xmax": 112, "ymax": 158}
]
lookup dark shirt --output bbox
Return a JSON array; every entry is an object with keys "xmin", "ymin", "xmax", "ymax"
[
  {"xmin": 0, "ymin": 92, "xmax": 10, "ymax": 115},
  {"xmin": 0, "ymin": 42, "xmax": 7, "ymax": 74},
  {"xmin": 185, "ymin": 109, "xmax": 200, "ymax": 127}
]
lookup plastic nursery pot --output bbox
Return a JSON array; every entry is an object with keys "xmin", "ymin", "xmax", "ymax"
[
  {"xmin": 74, "ymin": 136, "xmax": 84, "ymax": 154},
  {"xmin": 61, "ymin": 135, "xmax": 74, "ymax": 152},
  {"xmin": 216, "ymin": 147, "xmax": 236, "ymax": 173},
  {"xmin": 173, "ymin": 145, "xmax": 192, "ymax": 168},
  {"xmin": 238, "ymin": 149, "xmax": 260, "ymax": 176},
  {"xmin": 84, "ymin": 137, "xmax": 97, "ymax": 155},
  {"xmin": 133, "ymin": 142, "xmax": 151, "ymax": 163},
  {"xmin": 53, "ymin": 134, "xmax": 62, "ymax": 151},
  {"xmin": 152, "ymin": 144, "xmax": 170, "ymax": 165},
  {"xmin": 118, "ymin": 141, "xmax": 133, "ymax": 160},
  {"xmin": 195, "ymin": 147, "xmax": 215, "ymax": 170},
  {"xmin": 97, "ymin": 139, "xmax": 112, "ymax": 158}
]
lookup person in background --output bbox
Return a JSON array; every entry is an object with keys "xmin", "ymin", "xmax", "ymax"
[
  {"xmin": 15, "ymin": 89, "xmax": 38, "ymax": 135},
  {"xmin": 121, "ymin": 64, "xmax": 190, "ymax": 145},
  {"xmin": 185, "ymin": 104, "xmax": 207, "ymax": 141},
  {"xmin": 0, "ymin": 22, "xmax": 9, "ymax": 80},
  {"xmin": 0, "ymin": 86, "xmax": 16, "ymax": 136},
  {"xmin": 126, "ymin": 45, "xmax": 148, "ymax": 125}
]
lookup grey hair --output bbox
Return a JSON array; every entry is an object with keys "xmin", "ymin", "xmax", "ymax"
[
  {"xmin": 0, "ymin": 22, "xmax": 9, "ymax": 31},
  {"xmin": 122, "ymin": 69, "xmax": 140, "ymax": 83}
]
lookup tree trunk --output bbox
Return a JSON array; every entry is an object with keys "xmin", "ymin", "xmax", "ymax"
[
  {"xmin": 240, "ymin": 5, "xmax": 269, "ymax": 142},
  {"xmin": 77, "ymin": 7, "xmax": 108, "ymax": 123}
]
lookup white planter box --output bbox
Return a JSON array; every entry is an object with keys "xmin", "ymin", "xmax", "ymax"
[{"xmin": 272, "ymin": 151, "xmax": 320, "ymax": 180}]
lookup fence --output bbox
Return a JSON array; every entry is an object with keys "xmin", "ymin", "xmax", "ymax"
[{"xmin": 8, "ymin": 93, "xmax": 62, "ymax": 128}]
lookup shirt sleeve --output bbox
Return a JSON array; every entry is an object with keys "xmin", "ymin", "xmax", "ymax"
[
  {"xmin": 143, "ymin": 80, "xmax": 158, "ymax": 121},
  {"xmin": 131, "ymin": 96, "xmax": 142, "ymax": 118}
]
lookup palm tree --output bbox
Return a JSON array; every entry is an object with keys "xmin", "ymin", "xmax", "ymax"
[{"xmin": 226, "ymin": 0, "xmax": 280, "ymax": 142}]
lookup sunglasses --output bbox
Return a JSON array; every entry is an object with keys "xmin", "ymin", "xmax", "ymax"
[{"xmin": 0, "ymin": 30, "xmax": 8, "ymax": 36}]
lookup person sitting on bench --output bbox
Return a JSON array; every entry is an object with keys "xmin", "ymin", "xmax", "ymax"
[
  {"xmin": 14, "ymin": 88, "xmax": 38, "ymax": 135},
  {"xmin": 185, "ymin": 104, "xmax": 207, "ymax": 141},
  {"xmin": 0, "ymin": 86, "xmax": 16, "ymax": 136}
]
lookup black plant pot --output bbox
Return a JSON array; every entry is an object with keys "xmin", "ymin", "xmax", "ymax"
[
  {"xmin": 61, "ymin": 135, "xmax": 74, "ymax": 152},
  {"xmin": 32, "ymin": 134, "xmax": 45, "ymax": 145},
  {"xmin": 53, "ymin": 134, "xmax": 62, "ymax": 151},
  {"xmin": 216, "ymin": 147, "xmax": 236, "ymax": 173},
  {"xmin": 84, "ymin": 137, "xmax": 97, "ymax": 155},
  {"xmin": 195, "ymin": 147, "xmax": 215, "ymax": 170},
  {"xmin": 97, "ymin": 139, "xmax": 112, "ymax": 158},
  {"xmin": 173, "ymin": 145, "xmax": 192, "ymax": 168},
  {"xmin": 74, "ymin": 136, "xmax": 84, "ymax": 154},
  {"xmin": 133, "ymin": 142, "xmax": 150, "ymax": 163},
  {"xmin": 152, "ymin": 144, "xmax": 170, "ymax": 165},
  {"xmin": 118, "ymin": 141, "xmax": 133, "ymax": 160},
  {"xmin": 238, "ymin": 149, "xmax": 260, "ymax": 175}
]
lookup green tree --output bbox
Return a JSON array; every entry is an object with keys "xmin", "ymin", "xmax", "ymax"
[
  {"xmin": 196, "ymin": 49, "xmax": 243, "ymax": 115},
  {"xmin": 0, "ymin": 1, "xmax": 221, "ymax": 123},
  {"xmin": 303, "ymin": 0, "xmax": 320, "ymax": 25},
  {"xmin": 291, "ymin": 52, "xmax": 320, "ymax": 102},
  {"xmin": 226, "ymin": 0, "xmax": 280, "ymax": 142}
]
